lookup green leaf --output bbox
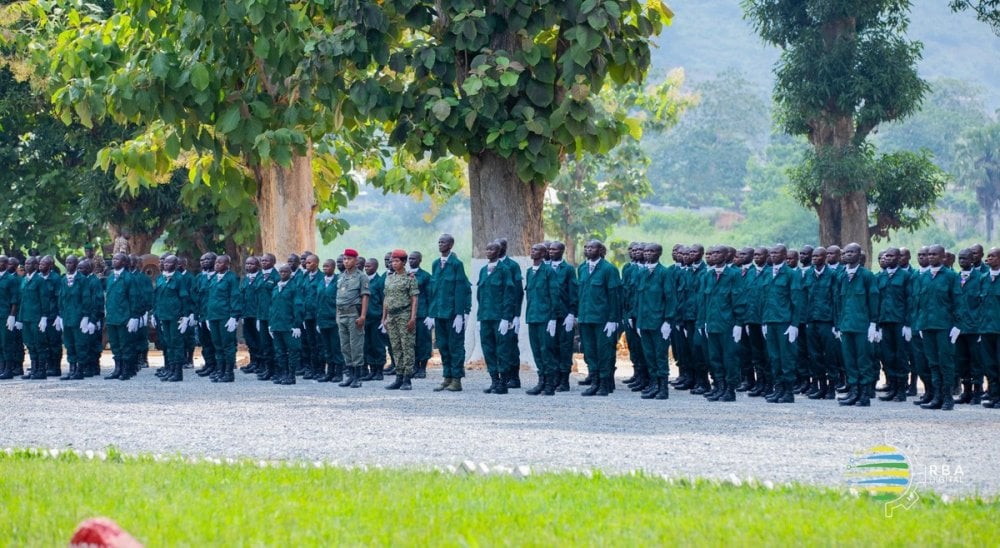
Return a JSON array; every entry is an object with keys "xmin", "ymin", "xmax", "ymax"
[
  {"xmin": 165, "ymin": 133, "xmax": 181, "ymax": 158},
  {"xmin": 624, "ymin": 117, "xmax": 643, "ymax": 141},
  {"xmin": 191, "ymin": 63, "xmax": 210, "ymax": 91},
  {"xmin": 218, "ymin": 105, "xmax": 242, "ymax": 134},
  {"xmin": 462, "ymin": 75, "xmax": 483, "ymax": 96},
  {"xmin": 500, "ymin": 72, "xmax": 519, "ymax": 87},
  {"xmin": 525, "ymin": 80, "xmax": 553, "ymax": 107},
  {"xmin": 431, "ymin": 99, "xmax": 452, "ymax": 122},
  {"xmin": 253, "ymin": 38, "xmax": 270, "ymax": 60},
  {"xmin": 150, "ymin": 53, "xmax": 170, "ymax": 79},
  {"xmin": 465, "ymin": 111, "xmax": 477, "ymax": 131}
]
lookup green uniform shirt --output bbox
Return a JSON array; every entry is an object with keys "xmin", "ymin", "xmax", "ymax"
[
  {"xmin": 833, "ymin": 266, "xmax": 879, "ymax": 333},
  {"xmin": 20, "ymin": 272, "xmax": 60, "ymax": 322},
  {"xmin": 366, "ymin": 272, "xmax": 385, "ymax": 321},
  {"xmin": 428, "ymin": 254, "xmax": 471, "ymax": 319},
  {"xmin": 205, "ymin": 270, "xmax": 241, "ymax": 321},
  {"xmin": 477, "ymin": 262, "xmax": 516, "ymax": 322},
  {"xmin": 59, "ymin": 272, "xmax": 96, "ymax": 325},
  {"xmin": 336, "ymin": 269, "xmax": 369, "ymax": 309},
  {"xmin": 269, "ymin": 280, "xmax": 303, "ymax": 331},
  {"xmin": 701, "ymin": 267, "xmax": 745, "ymax": 332},
  {"xmin": 915, "ymin": 267, "xmax": 960, "ymax": 331},
  {"xmin": 316, "ymin": 274, "xmax": 339, "ymax": 328},
  {"xmin": 524, "ymin": 263, "xmax": 559, "ymax": 323},
  {"xmin": 500, "ymin": 256, "xmax": 524, "ymax": 314},
  {"xmin": 154, "ymin": 273, "xmax": 191, "ymax": 321},
  {"xmin": 383, "ymin": 272, "xmax": 419, "ymax": 315},
  {"xmin": 635, "ymin": 263, "xmax": 678, "ymax": 330},
  {"xmin": 955, "ymin": 270, "xmax": 984, "ymax": 334},
  {"xmin": 256, "ymin": 269, "xmax": 279, "ymax": 321},
  {"xmin": 549, "ymin": 261, "xmax": 578, "ymax": 318},
  {"xmin": 0, "ymin": 271, "xmax": 19, "ymax": 316},
  {"xmin": 803, "ymin": 266, "xmax": 836, "ymax": 323},
  {"xmin": 978, "ymin": 269, "xmax": 1000, "ymax": 334},
  {"xmin": 761, "ymin": 263, "xmax": 803, "ymax": 325},
  {"xmin": 412, "ymin": 269, "xmax": 431, "ymax": 318},
  {"xmin": 876, "ymin": 267, "xmax": 910, "ymax": 324},
  {"xmin": 743, "ymin": 266, "xmax": 769, "ymax": 324},
  {"xmin": 577, "ymin": 258, "xmax": 621, "ymax": 324}
]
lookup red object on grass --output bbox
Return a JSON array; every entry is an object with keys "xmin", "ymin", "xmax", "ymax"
[{"xmin": 69, "ymin": 517, "xmax": 143, "ymax": 548}]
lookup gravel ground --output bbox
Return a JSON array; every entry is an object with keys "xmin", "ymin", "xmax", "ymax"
[{"xmin": 1, "ymin": 351, "xmax": 996, "ymax": 496}]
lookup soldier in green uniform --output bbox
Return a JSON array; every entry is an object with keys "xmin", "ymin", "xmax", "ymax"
[
  {"xmin": 577, "ymin": 240, "xmax": 621, "ymax": 397},
  {"xmin": 429, "ymin": 234, "xmax": 471, "ymax": 392},
  {"xmin": 175, "ymin": 257, "xmax": 196, "ymax": 370},
  {"xmin": 194, "ymin": 253, "xmax": 218, "ymax": 378},
  {"xmin": 700, "ymin": 245, "xmax": 745, "ymax": 402},
  {"xmin": 761, "ymin": 245, "xmax": 804, "ymax": 404},
  {"xmin": 19, "ymin": 256, "xmax": 56, "ymax": 379},
  {"xmin": 0, "ymin": 256, "xmax": 18, "ymax": 379},
  {"xmin": 744, "ymin": 247, "xmax": 771, "ymax": 397},
  {"xmin": 361, "ymin": 258, "xmax": 386, "ymax": 381},
  {"xmin": 914, "ymin": 245, "xmax": 961, "ymax": 410},
  {"xmin": 206, "ymin": 255, "xmax": 241, "ymax": 383},
  {"xmin": 954, "ymin": 249, "xmax": 985, "ymax": 404},
  {"xmin": 301, "ymin": 253, "xmax": 323, "ymax": 380},
  {"xmin": 270, "ymin": 264, "xmax": 303, "ymax": 385},
  {"xmin": 547, "ymin": 241, "xmax": 578, "ymax": 392},
  {"xmin": 127, "ymin": 255, "xmax": 152, "ymax": 371},
  {"xmin": 152, "ymin": 255, "xmax": 192, "ymax": 382},
  {"xmin": 494, "ymin": 239, "xmax": 524, "ymax": 389},
  {"xmin": 621, "ymin": 242, "xmax": 650, "ymax": 391},
  {"xmin": 337, "ymin": 249, "xmax": 369, "ymax": 388},
  {"xmin": 316, "ymin": 258, "xmax": 345, "ymax": 383},
  {"xmin": 684, "ymin": 245, "xmax": 710, "ymax": 394},
  {"xmin": 802, "ymin": 247, "xmax": 839, "ymax": 399},
  {"xmin": 909, "ymin": 246, "xmax": 934, "ymax": 404},
  {"xmin": 239, "ymin": 256, "xmax": 264, "ymax": 376},
  {"xmin": 793, "ymin": 246, "xmax": 813, "ymax": 394},
  {"xmin": 382, "ymin": 249, "xmax": 419, "ymax": 390},
  {"xmin": 874, "ymin": 247, "xmax": 912, "ymax": 402},
  {"xmin": 103, "ymin": 253, "xmax": 139, "ymax": 380},
  {"xmin": 833, "ymin": 243, "xmax": 880, "ymax": 407},
  {"xmin": 635, "ymin": 243, "xmax": 677, "ymax": 400},
  {"xmin": 256, "ymin": 254, "xmax": 278, "ymax": 381},
  {"xmin": 408, "ymin": 252, "xmax": 432, "ymax": 379},
  {"xmin": 478, "ymin": 242, "xmax": 517, "ymax": 394},
  {"xmin": 57, "ymin": 256, "xmax": 96, "ymax": 381},
  {"xmin": 75, "ymin": 259, "xmax": 101, "ymax": 377},
  {"xmin": 978, "ymin": 248, "xmax": 1000, "ymax": 408},
  {"xmin": 524, "ymin": 243, "xmax": 559, "ymax": 396}
]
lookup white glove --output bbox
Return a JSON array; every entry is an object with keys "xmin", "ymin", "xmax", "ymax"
[
  {"xmin": 316, "ymin": 324, "xmax": 321, "ymax": 333},
  {"xmin": 603, "ymin": 321, "xmax": 617, "ymax": 337},
  {"xmin": 6, "ymin": 315, "xmax": 14, "ymax": 331},
  {"xmin": 732, "ymin": 325, "xmax": 742, "ymax": 343},
  {"xmin": 379, "ymin": 322, "xmax": 387, "ymax": 334},
  {"xmin": 866, "ymin": 322, "xmax": 877, "ymax": 343},
  {"xmin": 79, "ymin": 317, "xmax": 89, "ymax": 332},
  {"xmin": 39, "ymin": 317, "xmax": 48, "ymax": 332},
  {"xmin": 126, "ymin": 318, "xmax": 139, "ymax": 332},
  {"xmin": 499, "ymin": 319, "xmax": 510, "ymax": 336},
  {"xmin": 682, "ymin": 328, "xmax": 688, "ymax": 338},
  {"xmin": 563, "ymin": 314, "xmax": 575, "ymax": 332},
  {"xmin": 86, "ymin": 322, "xmax": 96, "ymax": 335},
  {"xmin": 256, "ymin": 320, "xmax": 261, "ymax": 332},
  {"xmin": 785, "ymin": 325, "xmax": 798, "ymax": 343},
  {"xmin": 832, "ymin": 327, "xmax": 841, "ymax": 340},
  {"xmin": 292, "ymin": 328, "xmax": 301, "ymax": 338},
  {"xmin": 205, "ymin": 321, "xmax": 211, "ymax": 332},
  {"xmin": 178, "ymin": 317, "xmax": 188, "ymax": 334},
  {"xmin": 874, "ymin": 329, "xmax": 882, "ymax": 343},
  {"xmin": 14, "ymin": 321, "xmax": 22, "ymax": 331},
  {"xmin": 949, "ymin": 327, "xmax": 961, "ymax": 344},
  {"xmin": 424, "ymin": 317, "xmax": 435, "ymax": 330},
  {"xmin": 150, "ymin": 316, "xmax": 157, "ymax": 328},
  {"xmin": 627, "ymin": 318, "xmax": 634, "ymax": 329},
  {"xmin": 187, "ymin": 314, "xmax": 196, "ymax": 327},
  {"xmin": 918, "ymin": 330, "xmax": 923, "ymax": 339},
  {"xmin": 268, "ymin": 328, "xmax": 274, "ymax": 337},
  {"xmin": 140, "ymin": 315, "xmax": 147, "ymax": 328},
  {"xmin": 453, "ymin": 315, "xmax": 464, "ymax": 333},
  {"xmin": 54, "ymin": 316, "xmax": 63, "ymax": 331},
  {"xmin": 225, "ymin": 317, "xmax": 237, "ymax": 332},
  {"xmin": 761, "ymin": 325, "xmax": 767, "ymax": 337},
  {"xmin": 662, "ymin": 322, "xmax": 672, "ymax": 340},
  {"xmin": 547, "ymin": 320, "xmax": 556, "ymax": 337},
  {"xmin": 637, "ymin": 328, "xmax": 642, "ymax": 338},
  {"xmin": 902, "ymin": 326, "xmax": 912, "ymax": 342},
  {"xmin": 96, "ymin": 321, "xmax": 101, "ymax": 330}
]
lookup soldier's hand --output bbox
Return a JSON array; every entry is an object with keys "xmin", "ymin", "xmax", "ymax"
[
  {"xmin": 126, "ymin": 318, "xmax": 139, "ymax": 332},
  {"xmin": 407, "ymin": 318, "xmax": 416, "ymax": 332},
  {"xmin": 424, "ymin": 317, "xmax": 435, "ymax": 330},
  {"xmin": 150, "ymin": 316, "xmax": 157, "ymax": 329},
  {"xmin": 39, "ymin": 317, "xmax": 48, "ymax": 332},
  {"xmin": 732, "ymin": 325, "xmax": 741, "ymax": 343},
  {"xmin": 949, "ymin": 327, "xmax": 961, "ymax": 344},
  {"xmin": 256, "ymin": 320, "xmax": 261, "ymax": 332},
  {"xmin": 832, "ymin": 327, "xmax": 841, "ymax": 340},
  {"xmin": 5, "ymin": 315, "xmax": 14, "ymax": 331},
  {"xmin": 54, "ymin": 316, "xmax": 63, "ymax": 332},
  {"xmin": 355, "ymin": 317, "xmax": 364, "ymax": 329},
  {"xmin": 225, "ymin": 318, "xmax": 237, "ymax": 332},
  {"xmin": 785, "ymin": 325, "xmax": 798, "ymax": 344},
  {"xmin": 499, "ymin": 319, "xmax": 510, "ymax": 336},
  {"xmin": 563, "ymin": 314, "xmax": 575, "ymax": 332},
  {"xmin": 761, "ymin": 325, "xmax": 767, "ymax": 338},
  {"xmin": 602, "ymin": 322, "xmax": 617, "ymax": 337},
  {"xmin": 14, "ymin": 321, "xmax": 22, "ymax": 331},
  {"xmin": 866, "ymin": 322, "xmax": 878, "ymax": 343},
  {"xmin": 292, "ymin": 328, "xmax": 301, "ymax": 338},
  {"xmin": 379, "ymin": 322, "xmax": 387, "ymax": 334},
  {"xmin": 662, "ymin": 322, "xmax": 672, "ymax": 341},
  {"xmin": 902, "ymin": 326, "xmax": 912, "ymax": 341},
  {"xmin": 452, "ymin": 315, "xmax": 463, "ymax": 333},
  {"xmin": 178, "ymin": 318, "xmax": 188, "ymax": 334},
  {"xmin": 546, "ymin": 320, "xmax": 556, "ymax": 337},
  {"xmin": 512, "ymin": 317, "xmax": 521, "ymax": 334},
  {"xmin": 627, "ymin": 318, "xmax": 634, "ymax": 329},
  {"xmin": 80, "ymin": 317, "xmax": 90, "ymax": 332},
  {"xmin": 87, "ymin": 322, "xmax": 96, "ymax": 335}
]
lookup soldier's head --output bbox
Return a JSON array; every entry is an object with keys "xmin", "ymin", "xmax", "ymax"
[
  {"xmin": 304, "ymin": 254, "xmax": 319, "ymax": 273},
  {"xmin": 278, "ymin": 264, "xmax": 292, "ymax": 281},
  {"xmin": 408, "ymin": 251, "xmax": 422, "ymax": 270},
  {"xmin": 736, "ymin": 247, "xmax": 753, "ymax": 266},
  {"xmin": 628, "ymin": 242, "xmax": 642, "ymax": 263},
  {"xmin": 384, "ymin": 252, "xmax": 393, "ymax": 271},
  {"xmin": 971, "ymin": 244, "xmax": 985, "ymax": 265},
  {"xmin": 364, "ymin": 258, "xmax": 378, "ymax": 276},
  {"xmin": 986, "ymin": 248, "xmax": 1000, "ymax": 270},
  {"xmin": 825, "ymin": 245, "xmax": 842, "ymax": 265},
  {"xmin": 162, "ymin": 255, "xmax": 178, "ymax": 273},
  {"xmin": 7, "ymin": 257, "xmax": 19, "ymax": 274},
  {"xmin": 390, "ymin": 249, "xmax": 407, "ymax": 272},
  {"xmin": 112, "ymin": 253, "xmax": 128, "ymax": 271},
  {"xmin": 65, "ymin": 255, "xmax": 79, "ymax": 273},
  {"xmin": 530, "ymin": 243, "xmax": 548, "ymax": 262},
  {"xmin": 799, "ymin": 245, "xmax": 814, "ymax": 266},
  {"xmin": 337, "ymin": 254, "xmax": 346, "ymax": 273},
  {"xmin": 83, "ymin": 245, "xmax": 96, "ymax": 260},
  {"xmin": 245, "ymin": 256, "xmax": 260, "ymax": 274},
  {"xmin": 927, "ymin": 245, "xmax": 945, "ymax": 267},
  {"xmin": 584, "ymin": 240, "xmax": 605, "ymax": 261},
  {"xmin": 769, "ymin": 245, "xmax": 787, "ymax": 266},
  {"xmin": 261, "ymin": 253, "xmax": 276, "ymax": 271},
  {"xmin": 547, "ymin": 241, "xmax": 565, "ymax": 262},
  {"xmin": 78, "ymin": 259, "xmax": 93, "ymax": 276},
  {"xmin": 0, "ymin": 256, "xmax": 7, "ymax": 272},
  {"xmin": 438, "ymin": 234, "xmax": 455, "ymax": 256},
  {"xmin": 753, "ymin": 247, "xmax": 767, "ymax": 267},
  {"xmin": 945, "ymin": 251, "xmax": 956, "ymax": 268},
  {"xmin": 323, "ymin": 259, "xmax": 336, "ymax": 276},
  {"xmin": 214, "ymin": 255, "xmax": 231, "ymax": 274},
  {"xmin": 786, "ymin": 250, "xmax": 799, "ymax": 268},
  {"xmin": 485, "ymin": 242, "xmax": 501, "ymax": 262},
  {"xmin": 812, "ymin": 247, "xmax": 827, "ymax": 267},
  {"xmin": 706, "ymin": 245, "xmax": 725, "ymax": 267},
  {"xmin": 899, "ymin": 247, "xmax": 911, "ymax": 267},
  {"xmin": 843, "ymin": 243, "xmax": 862, "ymax": 266},
  {"xmin": 882, "ymin": 247, "xmax": 899, "ymax": 269},
  {"xmin": 688, "ymin": 244, "xmax": 705, "ymax": 265},
  {"xmin": 287, "ymin": 253, "xmax": 301, "ymax": 270},
  {"xmin": 916, "ymin": 246, "xmax": 930, "ymax": 268},
  {"xmin": 670, "ymin": 244, "xmax": 683, "ymax": 263},
  {"xmin": 644, "ymin": 243, "xmax": 663, "ymax": 264},
  {"xmin": 129, "ymin": 254, "xmax": 140, "ymax": 270},
  {"xmin": 199, "ymin": 253, "xmax": 216, "ymax": 273},
  {"xmin": 496, "ymin": 238, "xmax": 508, "ymax": 258},
  {"xmin": 38, "ymin": 255, "xmax": 54, "ymax": 275},
  {"xmin": 958, "ymin": 248, "xmax": 974, "ymax": 271}
]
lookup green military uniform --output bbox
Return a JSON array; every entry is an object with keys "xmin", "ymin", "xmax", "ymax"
[
  {"xmin": 363, "ymin": 271, "xmax": 387, "ymax": 378},
  {"xmin": 412, "ymin": 267, "xmax": 432, "ymax": 377},
  {"xmin": 577, "ymin": 258, "xmax": 621, "ymax": 391},
  {"xmin": 908, "ymin": 268, "xmax": 932, "ymax": 398},
  {"xmin": 761, "ymin": 263, "xmax": 804, "ymax": 399},
  {"xmin": 954, "ymin": 269, "xmax": 984, "ymax": 400},
  {"xmin": 477, "ymin": 261, "xmax": 517, "ymax": 386},
  {"xmin": 269, "ymin": 278, "xmax": 303, "ymax": 384},
  {"xmin": 154, "ymin": 271, "xmax": 191, "ymax": 381},
  {"xmin": 833, "ymin": 266, "xmax": 879, "ymax": 401},
  {"xmin": 701, "ymin": 266, "xmax": 745, "ymax": 399},
  {"xmin": 20, "ymin": 271, "xmax": 61, "ymax": 378},
  {"xmin": 316, "ymin": 272, "xmax": 345, "ymax": 381},
  {"xmin": 240, "ymin": 271, "xmax": 264, "ymax": 373},
  {"xmin": 635, "ymin": 262, "xmax": 678, "ymax": 398},
  {"xmin": 0, "ymin": 268, "xmax": 23, "ymax": 378},
  {"xmin": 549, "ymin": 260, "xmax": 578, "ymax": 387},
  {"xmin": 194, "ymin": 271, "xmax": 217, "ymax": 375},
  {"xmin": 58, "ymin": 271, "xmax": 96, "ymax": 380},
  {"xmin": 876, "ymin": 267, "xmax": 911, "ymax": 399},
  {"xmin": 86, "ymin": 272, "xmax": 106, "ymax": 377},
  {"xmin": 206, "ymin": 270, "xmax": 241, "ymax": 382},
  {"xmin": 498, "ymin": 256, "xmax": 524, "ymax": 385},
  {"xmin": 428, "ymin": 254, "xmax": 472, "ymax": 382},
  {"xmin": 129, "ymin": 268, "xmax": 153, "ymax": 369},
  {"xmin": 914, "ymin": 266, "xmax": 961, "ymax": 403},
  {"xmin": 978, "ymin": 268, "xmax": 1000, "ymax": 406},
  {"xmin": 104, "ymin": 268, "xmax": 138, "ymax": 379},
  {"xmin": 741, "ymin": 265, "xmax": 770, "ymax": 394},
  {"xmin": 383, "ymin": 271, "xmax": 419, "ymax": 379},
  {"xmin": 255, "ymin": 268, "xmax": 279, "ymax": 380},
  {"xmin": 680, "ymin": 263, "xmax": 709, "ymax": 390},
  {"xmin": 301, "ymin": 270, "xmax": 322, "ymax": 378},
  {"xmin": 524, "ymin": 262, "xmax": 559, "ymax": 394},
  {"xmin": 337, "ymin": 267, "xmax": 369, "ymax": 386},
  {"xmin": 803, "ymin": 265, "xmax": 840, "ymax": 398},
  {"xmin": 621, "ymin": 261, "xmax": 649, "ymax": 387}
]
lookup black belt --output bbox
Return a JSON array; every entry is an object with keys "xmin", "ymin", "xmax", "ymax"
[{"xmin": 387, "ymin": 304, "xmax": 410, "ymax": 315}]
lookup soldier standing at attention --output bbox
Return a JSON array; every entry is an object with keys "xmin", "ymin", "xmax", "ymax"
[
  {"xmin": 429, "ymin": 234, "xmax": 472, "ymax": 392},
  {"xmin": 621, "ymin": 243, "xmax": 649, "ymax": 392},
  {"xmin": 408, "ymin": 252, "xmax": 432, "ymax": 379},
  {"xmin": 0, "ymin": 256, "xmax": 16, "ymax": 380},
  {"xmin": 954, "ymin": 249, "xmax": 985, "ymax": 405},
  {"xmin": 875, "ymin": 247, "xmax": 911, "ymax": 402},
  {"xmin": 478, "ymin": 241, "xmax": 516, "ymax": 395},
  {"xmin": 382, "ymin": 249, "xmax": 419, "ymax": 391},
  {"xmin": 978, "ymin": 248, "xmax": 1000, "ymax": 408},
  {"xmin": 104, "ymin": 253, "xmax": 138, "ymax": 380},
  {"xmin": 240, "ymin": 257, "xmax": 264, "ymax": 376},
  {"xmin": 761, "ymin": 245, "xmax": 803, "ymax": 404},
  {"xmin": 194, "ymin": 253, "xmax": 218, "ymax": 378},
  {"xmin": 270, "ymin": 264, "xmax": 303, "ymax": 385},
  {"xmin": 300, "ymin": 253, "xmax": 322, "ymax": 380},
  {"xmin": 635, "ymin": 243, "xmax": 676, "ymax": 400},
  {"xmin": 803, "ymin": 247, "xmax": 838, "ymax": 400},
  {"xmin": 206, "ymin": 255, "xmax": 241, "ymax": 383},
  {"xmin": 833, "ymin": 243, "xmax": 880, "ymax": 407},
  {"xmin": 57, "ymin": 255, "xmax": 95, "ymax": 381},
  {"xmin": 744, "ymin": 247, "xmax": 771, "ymax": 397},
  {"xmin": 495, "ymin": 238, "xmax": 524, "ymax": 389},
  {"xmin": 257, "ymin": 254, "xmax": 279, "ymax": 381},
  {"xmin": 700, "ymin": 245, "xmax": 744, "ymax": 402},
  {"xmin": 75, "ymin": 259, "xmax": 101, "ymax": 377},
  {"xmin": 362, "ymin": 258, "xmax": 386, "ymax": 381},
  {"xmin": 524, "ymin": 243, "xmax": 559, "ymax": 396},
  {"xmin": 316, "ymin": 258, "xmax": 345, "ymax": 383},
  {"xmin": 152, "ymin": 255, "xmax": 191, "ymax": 382},
  {"xmin": 915, "ymin": 245, "xmax": 961, "ymax": 410},
  {"xmin": 547, "ymin": 241, "xmax": 578, "ymax": 392},
  {"xmin": 576, "ymin": 240, "xmax": 621, "ymax": 397},
  {"xmin": 19, "ymin": 256, "xmax": 55, "ymax": 379},
  {"xmin": 337, "ymin": 249, "xmax": 369, "ymax": 388}
]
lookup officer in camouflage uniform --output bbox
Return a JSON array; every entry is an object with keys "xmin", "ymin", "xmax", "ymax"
[
  {"xmin": 337, "ymin": 249, "xmax": 369, "ymax": 388},
  {"xmin": 382, "ymin": 249, "xmax": 419, "ymax": 391}
]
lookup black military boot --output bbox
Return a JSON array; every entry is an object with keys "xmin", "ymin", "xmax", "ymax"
[
  {"xmin": 708, "ymin": 381, "xmax": 729, "ymax": 402},
  {"xmin": 331, "ymin": 363, "xmax": 343, "ymax": 383},
  {"xmin": 281, "ymin": 364, "xmax": 297, "ymax": 384},
  {"xmin": 878, "ymin": 379, "xmax": 897, "ymax": 401},
  {"xmin": 167, "ymin": 362, "xmax": 183, "ymax": 382},
  {"xmin": 971, "ymin": 383, "xmax": 983, "ymax": 405},
  {"xmin": 196, "ymin": 362, "xmax": 215, "ymax": 377},
  {"xmin": 339, "ymin": 366, "xmax": 354, "ymax": 387},
  {"xmin": 483, "ymin": 373, "xmax": 498, "ymax": 394},
  {"xmin": 349, "ymin": 366, "xmax": 362, "ymax": 388},
  {"xmin": 0, "ymin": 361, "xmax": 12, "ymax": 380},
  {"xmin": 222, "ymin": 362, "xmax": 235, "ymax": 382},
  {"xmin": 160, "ymin": 362, "xmax": 173, "ymax": 381},
  {"xmin": 385, "ymin": 374, "xmax": 404, "ymax": 390},
  {"xmin": 719, "ymin": 384, "xmax": 736, "ymax": 402},
  {"xmin": 506, "ymin": 369, "xmax": 521, "ymax": 389},
  {"xmin": 316, "ymin": 361, "xmax": 332, "ymax": 383},
  {"xmin": 526, "ymin": 374, "xmax": 546, "ymax": 395},
  {"xmin": 906, "ymin": 373, "xmax": 918, "ymax": 396},
  {"xmin": 766, "ymin": 383, "xmax": 784, "ymax": 403},
  {"xmin": 60, "ymin": 362, "xmax": 75, "ymax": 381},
  {"xmin": 493, "ymin": 372, "xmax": 509, "ymax": 394},
  {"xmin": 921, "ymin": 385, "xmax": 944, "ymax": 409},
  {"xmin": 556, "ymin": 371, "xmax": 570, "ymax": 392},
  {"xmin": 630, "ymin": 370, "xmax": 650, "ymax": 392},
  {"xmin": 940, "ymin": 384, "xmax": 955, "ymax": 410},
  {"xmin": 641, "ymin": 379, "xmax": 660, "ymax": 399},
  {"xmin": 914, "ymin": 379, "xmax": 934, "ymax": 405},
  {"xmin": 383, "ymin": 361, "xmax": 397, "ymax": 376},
  {"xmin": 854, "ymin": 383, "xmax": 871, "ymax": 406},
  {"xmin": 414, "ymin": 360, "xmax": 427, "ymax": 379},
  {"xmin": 581, "ymin": 375, "xmax": 601, "ymax": 396},
  {"xmin": 105, "ymin": 359, "xmax": 122, "ymax": 380},
  {"xmin": 835, "ymin": 372, "xmax": 848, "ymax": 392},
  {"xmin": 371, "ymin": 363, "xmax": 384, "ymax": 381},
  {"xmin": 807, "ymin": 377, "xmax": 825, "ymax": 399},
  {"xmin": 956, "ymin": 381, "xmax": 973, "ymax": 404},
  {"xmin": 542, "ymin": 375, "xmax": 556, "ymax": 396},
  {"xmin": 622, "ymin": 368, "xmax": 637, "ymax": 384},
  {"xmin": 400, "ymin": 374, "xmax": 413, "ymax": 391},
  {"xmin": 578, "ymin": 371, "xmax": 595, "ymax": 386},
  {"xmin": 838, "ymin": 384, "xmax": 859, "ymax": 405},
  {"xmin": 594, "ymin": 377, "xmax": 610, "ymax": 396},
  {"xmin": 893, "ymin": 381, "xmax": 908, "ymax": 402},
  {"xmin": 360, "ymin": 364, "xmax": 375, "ymax": 381},
  {"xmin": 626, "ymin": 367, "xmax": 644, "ymax": 388}
]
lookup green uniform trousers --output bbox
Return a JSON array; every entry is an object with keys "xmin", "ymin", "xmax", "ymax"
[
  {"xmin": 2, "ymin": 325, "xmax": 24, "ymax": 370},
  {"xmin": 954, "ymin": 333, "xmax": 983, "ymax": 383},
  {"xmin": 499, "ymin": 327, "xmax": 520, "ymax": 373},
  {"xmin": 61, "ymin": 326, "xmax": 88, "ymax": 368},
  {"xmin": 624, "ymin": 323, "xmax": 647, "ymax": 372},
  {"xmin": 337, "ymin": 313, "xmax": 365, "ymax": 368},
  {"xmin": 415, "ymin": 317, "xmax": 432, "ymax": 364},
  {"xmin": 640, "ymin": 328, "xmax": 671, "ymax": 381},
  {"xmin": 527, "ymin": 322, "xmax": 556, "ymax": 377},
  {"xmin": 23, "ymin": 323, "xmax": 49, "ymax": 370},
  {"xmin": 243, "ymin": 317, "xmax": 262, "ymax": 365},
  {"xmin": 706, "ymin": 331, "xmax": 740, "ymax": 386},
  {"xmin": 385, "ymin": 313, "xmax": 415, "ymax": 376},
  {"xmin": 765, "ymin": 322, "xmax": 796, "ymax": 387},
  {"xmin": 480, "ymin": 320, "xmax": 503, "ymax": 375},
  {"xmin": 208, "ymin": 320, "xmax": 237, "ymax": 370},
  {"xmin": 878, "ymin": 323, "xmax": 908, "ymax": 383},
  {"xmin": 979, "ymin": 334, "xmax": 999, "ymax": 396},
  {"xmin": 435, "ymin": 318, "xmax": 465, "ymax": 378},
  {"xmin": 840, "ymin": 331, "xmax": 875, "ymax": 386},
  {"xmin": 272, "ymin": 330, "xmax": 301, "ymax": 375},
  {"xmin": 921, "ymin": 329, "xmax": 955, "ymax": 391},
  {"xmin": 158, "ymin": 319, "xmax": 183, "ymax": 367},
  {"xmin": 199, "ymin": 322, "xmax": 217, "ymax": 368},
  {"xmin": 107, "ymin": 324, "xmax": 131, "ymax": 364},
  {"xmin": 364, "ymin": 318, "xmax": 387, "ymax": 367},
  {"xmin": 552, "ymin": 315, "xmax": 575, "ymax": 373},
  {"xmin": 807, "ymin": 321, "xmax": 840, "ymax": 380},
  {"xmin": 579, "ymin": 323, "xmax": 615, "ymax": 380},
  {"xmin": 257, "ymin": 320, "xmax": 273, "ymax": 367},
  {"xmin": 318, "ymin": 326, "xmax": 345, "ymax": 368}
]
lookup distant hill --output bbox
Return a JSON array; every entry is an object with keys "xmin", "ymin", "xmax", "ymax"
[{"xmin": 649, "ymin": 0, "xmax": 1000, "ymax": 109}]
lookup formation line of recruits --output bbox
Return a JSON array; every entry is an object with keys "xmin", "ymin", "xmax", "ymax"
[{"xmin": 1, "ymin": 237, "xmax": 997, "ymax": 411}]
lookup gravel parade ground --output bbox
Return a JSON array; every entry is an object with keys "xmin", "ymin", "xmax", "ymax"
[{"xmin": 1, "ymin": 351, "xmax": 996, "ymax": 496}]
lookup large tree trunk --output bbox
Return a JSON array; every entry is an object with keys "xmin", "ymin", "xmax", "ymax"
[
  {"xmin": 468, "ymin": 151, "xmax": 546, "ymax": 259},
  {"xmin": 258, "ymin": 151, "xmax": 316, "ymax": 261}
]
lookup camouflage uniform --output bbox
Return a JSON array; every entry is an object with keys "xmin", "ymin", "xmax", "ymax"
[{"xmin": 383, "ymin": 272, "xmax": 419, "ymax": 377}]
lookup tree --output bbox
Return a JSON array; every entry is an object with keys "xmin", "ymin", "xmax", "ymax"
[
  {"xmin": 743, "ymin": 0, "xmax": 945, "ymax": 255},
  {"xmin": 544, "ymin": 71, "xmax": 695, "ymax": 262},
  {"xmin": 644, "ymin": 69, "xmax": 769, "ymax": 210},
  {"xmin": 954, "ymin": 122, "xmax": 1000, "ymax": 241},
  {"xmin": 950, "ymin": 0, "xmax": 1000, "ymax": 34}
]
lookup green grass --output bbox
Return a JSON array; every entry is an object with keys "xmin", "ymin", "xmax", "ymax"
[{"xmin": 1, "ymin": 450, "xmax": 997, "ymax": 546}]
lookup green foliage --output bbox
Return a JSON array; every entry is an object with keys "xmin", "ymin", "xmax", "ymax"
[
  {"xmin": 740, "ymin": 139, "xmax": 819, "ymax": 246},
  {"xmin": 640, "ymin": 210, "xmax": 713, "ymax": 235},
  {"xmin": 954, "ymin": 121, "xmax": 1000, "ymax": 240},
  {"xmin": 950, "ymin": 0, "xmax": 1000, "ymax": 34},
  {"xmin": 2, "ymin": 451, "xmax": 999, "ymax": 546}
]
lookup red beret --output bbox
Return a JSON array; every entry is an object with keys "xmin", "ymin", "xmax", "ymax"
[
  {"xmin": 344, "ymin": 249, "xmax": 358, "ymax": 257},
  {"xmin": 391, "ymin": 249, "xmax": 407, "ymax": 259}
]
